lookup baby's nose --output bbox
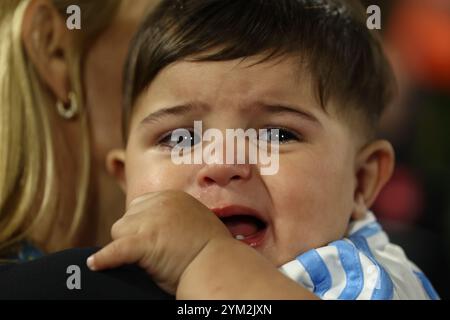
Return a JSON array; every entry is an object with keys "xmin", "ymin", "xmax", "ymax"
[{"xmin": 197, "ymin": 164, "xmax": 252, "ymax": 187}]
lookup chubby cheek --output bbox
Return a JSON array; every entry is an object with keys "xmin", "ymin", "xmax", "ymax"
[
  {"xmin": 124, "ymin": 153, "xmax": 195, "ymax": 206},
  {"xmin": 265, "ymin": 152, "xmax": 355, "ymax": 264}
]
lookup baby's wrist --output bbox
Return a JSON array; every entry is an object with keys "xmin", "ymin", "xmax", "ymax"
[{"xmin": 176, "ymin": 236, "xmax": 240, "ymax": 299}]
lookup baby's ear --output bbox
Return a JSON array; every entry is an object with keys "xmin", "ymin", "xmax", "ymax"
[
  {"xmin": 352, "ymin": 139, "xmax": 395, "ymax": 220},
  {"xmin": 106, "ymin": 149, "xmax": 127, "ymax": 192}
]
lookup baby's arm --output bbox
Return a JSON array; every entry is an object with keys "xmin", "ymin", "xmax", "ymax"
[
  {"xmin": 177, "ymin": 236, "xmax": 317, "ymax": 299},
  {"xmin": 86, "ymin": 191, "xmax": 317, "ymax": 299}
]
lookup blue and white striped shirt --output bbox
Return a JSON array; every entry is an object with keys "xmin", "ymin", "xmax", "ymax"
[{"xmin": 279, "ymin": 212, "xmax": 439, "ymax": 300}]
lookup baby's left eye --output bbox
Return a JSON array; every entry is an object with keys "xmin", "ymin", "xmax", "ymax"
[
  {"xmin": 259, "ymin": 128, "xmax": 301, "ymax": 144},
  {"xmin": 157, "ymin": 128, "xmax": 201, "ymax": 149}
]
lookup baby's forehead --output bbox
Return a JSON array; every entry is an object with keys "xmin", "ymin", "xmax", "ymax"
[
  {"xmin": 161, "ymin": 55, "xmax": 310, "ymax": 88},
  {"xmin": 138, "ymin": 56, "xmax": 320, "ymax": 114},
  {"xmin": 128, "ymin": 55, "xmax": 363, "ymax": 145}
]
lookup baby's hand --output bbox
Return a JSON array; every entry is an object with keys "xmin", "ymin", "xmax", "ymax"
[{"xmin": 86, "ymin": 190, "xmax": 232, "ymax": 294}]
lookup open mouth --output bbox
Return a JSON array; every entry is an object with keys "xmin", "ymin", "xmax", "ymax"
[{"xmin": 211, "ymin": 206, "xmax": 268, "ymax": 247}]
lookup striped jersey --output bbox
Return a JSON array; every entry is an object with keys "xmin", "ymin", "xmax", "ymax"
[{"xmin": 279, "ymin": 211, "xmax": 439, "ymax": 300}]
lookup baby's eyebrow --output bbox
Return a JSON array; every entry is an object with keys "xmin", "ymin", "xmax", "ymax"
[
  {"xmin": 139, "ymin": 104, "xmax": 207, "ymax": 126},
  {"xmin": 138, "ymin": 102, "xmax": 321, "ymax": 126},
  {"xmin": 261, "ymin": 104, "xmax": 322, "ymax": 126}
]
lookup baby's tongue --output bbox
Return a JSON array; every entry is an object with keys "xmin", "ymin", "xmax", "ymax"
[{"xmin": 221, "ymin": 216, "xmax": 260, "ymax": 237}]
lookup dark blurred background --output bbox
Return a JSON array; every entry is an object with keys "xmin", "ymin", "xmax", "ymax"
[{"xmin": 361, "ymin": 0, "xmax": 450, "ymax": 299}]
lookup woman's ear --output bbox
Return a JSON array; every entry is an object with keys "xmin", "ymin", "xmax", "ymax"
[
  {"xmin": 21, "ymin": 0, "xmax": 72, "ymax": 103},
  {"xmin": 106, "ymin": 149, "xmax": 127, "ymax": 192},
  {"xmin": 352, "ymin": 139, "xmax": 395, "ymax": 220}
]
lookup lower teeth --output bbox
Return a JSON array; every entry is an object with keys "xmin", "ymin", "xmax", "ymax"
[{"xmin": 235, "ymin": 235, "xmax": 245, "ymax": 240}]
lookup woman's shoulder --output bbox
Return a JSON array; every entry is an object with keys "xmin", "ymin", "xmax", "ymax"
[{"xmin": 0, "ymin": 246, "xmax": 173, "ymax": 299}]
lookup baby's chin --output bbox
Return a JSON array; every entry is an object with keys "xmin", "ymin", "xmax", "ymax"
[
  {"xmin": 243, "ymin": 237, "xmax": 297, "ymax": 268},
  {"xmin": 252, "ymin": 238, "xmax": 323, "ymax": 268},
  {"xmin": 259, "ymin": 248, "xmax": 298, "ymax": 268}
]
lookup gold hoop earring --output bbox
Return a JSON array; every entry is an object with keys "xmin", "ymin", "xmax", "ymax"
[{"xmin": 56, "ymin": 92, "xmax": 79, "ymax": 120}]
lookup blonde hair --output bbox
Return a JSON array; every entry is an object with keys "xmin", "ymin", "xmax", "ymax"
[{"xmin": 0, "ymin": 0, "xmax": 120, "ymax": 255}]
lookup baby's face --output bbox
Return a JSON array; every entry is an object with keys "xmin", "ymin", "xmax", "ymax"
[{"xmin": 123, "ymin": 56, "xmax": 361, "ymax": 266}]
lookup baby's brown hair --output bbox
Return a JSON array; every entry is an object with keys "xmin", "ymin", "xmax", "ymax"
[{"xmin": 122, "ymin": 0, "xmax": 396, "ymax": 143}]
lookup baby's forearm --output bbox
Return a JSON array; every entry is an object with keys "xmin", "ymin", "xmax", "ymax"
[{"xmin": 177, "ymin": 237, "xmax": 318, "ymax": 300}]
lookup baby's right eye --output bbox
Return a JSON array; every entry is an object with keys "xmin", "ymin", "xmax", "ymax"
[{"xmin": 157, "ymin": 128, "xmax": 201, "ymax": 149}]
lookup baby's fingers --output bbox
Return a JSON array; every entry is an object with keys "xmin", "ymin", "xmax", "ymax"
[{"xmin": 87, "ymin": 236, "xmax": 145, "ymax": 271}]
